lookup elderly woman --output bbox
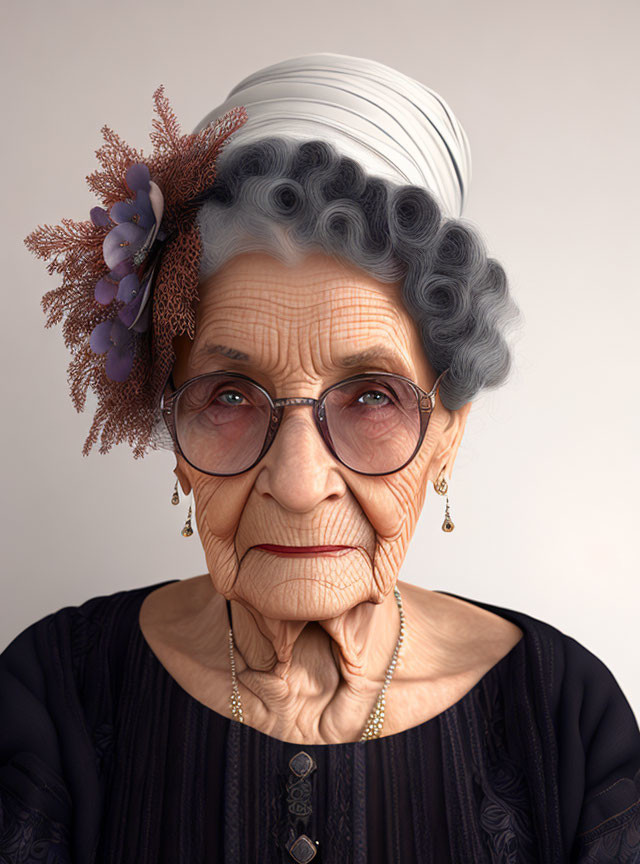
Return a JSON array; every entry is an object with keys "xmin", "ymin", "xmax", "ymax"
[{"xmin": 4, "ymin": 53, "xmax": 640, "ymax": 863}]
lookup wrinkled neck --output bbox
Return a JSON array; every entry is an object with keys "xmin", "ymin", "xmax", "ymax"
[{"xmin": 223, "ymin": 588, "xmax": 405, "ymax": 701}]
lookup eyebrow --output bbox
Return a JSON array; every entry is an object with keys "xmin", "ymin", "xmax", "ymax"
[{"xmin": 193, "ymin": 342, "xmax": 414, "ymax": 378}]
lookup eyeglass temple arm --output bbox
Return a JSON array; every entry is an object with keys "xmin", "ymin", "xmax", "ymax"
[
  {"xmin": 159, "ymin": 371, "xmax": 178, "ymax": 412},
  {"xmin": 422, "ymin": 368, "xmax": 449, "ymax": 410}
]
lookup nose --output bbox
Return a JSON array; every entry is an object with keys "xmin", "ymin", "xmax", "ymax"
[{"xmin": 254, "ymin": 403, "xmax": 347, "ymax": 511}]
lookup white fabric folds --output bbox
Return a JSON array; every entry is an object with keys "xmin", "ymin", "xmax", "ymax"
[{"xmin": 193, "ymin": 52, "xmax": 472, "ymax": 218}]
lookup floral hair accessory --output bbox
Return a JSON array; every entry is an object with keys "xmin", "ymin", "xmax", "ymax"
[
  {"xmin": 24, "ymin": 87, "xmax": 248, "ymax": 457},
  {"xmin": 87, "ymin": 161, "xmax": 166, "ymax": 382}
]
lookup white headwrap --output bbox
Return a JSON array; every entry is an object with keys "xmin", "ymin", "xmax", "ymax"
[{"xmin": 192, "ymin": 52, "xmax": 472, "ymax": 219}]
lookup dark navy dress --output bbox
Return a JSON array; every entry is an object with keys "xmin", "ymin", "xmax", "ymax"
[{"xmin": 1, "ymin": 579, "xmax": 639, "ymax": 863}]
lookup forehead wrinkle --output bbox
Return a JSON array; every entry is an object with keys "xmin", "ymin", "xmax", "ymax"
[
  {"xmin": 193, "ymin": 313, "xmax": 416, "ymax": 378},
  {"xmin": 197, "ymin": 292, "xmax": 407, "ymax": 351},
  {"xmin": 194, "ymin": 277, "xmax": 416, "ymax": 378},
  {"xmin": 214, "ymin": 262, "xmax": 389, "ymax": 292},
  {"xmin": 325, "ymin": 303, "xmax": 413, "ymax": 356},
  {"xmin": 198, "ymin": 292, "xmax": 339, "ymax": 331},
  {"xmin": 198, "ymin": 323, "xmax": 289, "ymax": 374},
  {"xmin": 202, "ymin": 269, "xmax": 401, "ymax": 314}
]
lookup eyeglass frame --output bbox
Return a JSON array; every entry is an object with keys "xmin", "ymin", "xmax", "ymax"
[{"xmin": 160, "ymin": 367, "xmax": 450, "ymax": 478}]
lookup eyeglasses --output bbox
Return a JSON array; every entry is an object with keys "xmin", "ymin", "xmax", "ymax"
[{"xmin": 160, "ymin": 368, "xmax": 449, "ymax": 477}]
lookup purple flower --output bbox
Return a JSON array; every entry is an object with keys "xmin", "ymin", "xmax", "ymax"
[
  {"xmin": 103, "ymin": 220, "xmax": 148, "ymax": 270},
  {"xmin": 125, "ymin": 163, "xmax": 151, "ymax": 193},
  {"xmin": 115, "ymin": 273, "xmax": 140, "ymax": 304},
  {"xmin": 90, "ymin": 206, "xmax": 112, "ymax": 228},
  {"xmin": 118, "ymin": 293, "xmax": 151, "ymax": 333},
  {"xmin": 89, "ymin": 317, "xmax": 135, "ymax": 382},
  {"xmin": 94, "ymin": 260, "xmax": 135, "ymax": 305},
  {"xmin": 101, "ymin": 163, "xmax": 164, "ymax": 270},
  {"xmin": 94, "ymin": 275, "xmax": 119, "ymax": 305},
  {"xmin": 110, "ymin": 190, "xmax": 154, "ymax": 229},
  {"xmin": 90, "ymin": 162, "xmax": 164, "ymax": 382},
  {"xmin": 117, "ymin": 263, "xmax": 156, "ymax": 332}
]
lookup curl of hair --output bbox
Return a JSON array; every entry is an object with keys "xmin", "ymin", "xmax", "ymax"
[{"xmin": 152, "ymin": 137, "xmax": 522, "ymax": 445}]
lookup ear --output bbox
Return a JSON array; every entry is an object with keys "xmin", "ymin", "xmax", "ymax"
[
  {"xmin": 429, "ymin": 400, "xmax": 473, "ymax": 484},
  {"xmin": 174, "ymin": 459, "xmax": 192, "ymax": 497}
]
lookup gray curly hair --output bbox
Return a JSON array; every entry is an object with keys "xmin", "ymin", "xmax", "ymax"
[
  {"xmin": 152, "ymin": 135, "xmax": 522, "ymax": 446},
  {"xmin": 199, "ymin": 136, "xmax": 522, "ymax": 407}
]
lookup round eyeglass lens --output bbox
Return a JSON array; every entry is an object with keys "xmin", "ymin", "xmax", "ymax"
[
  {"xmin": 175, "ymin": 375, "xmax": 272, "ymax": 475},
  {"xmin": 323, "ymin": 376, "xmax": 422, "ymax": 473}
]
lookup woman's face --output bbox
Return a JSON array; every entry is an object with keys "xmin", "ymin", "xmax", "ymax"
[{"xmin": 172, "ymin": 250, "xmax": 471, "ymax": 619}]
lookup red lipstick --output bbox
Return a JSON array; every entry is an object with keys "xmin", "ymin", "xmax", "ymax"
[{"xmin": 254, "ymin": 544, "xmax": 354, "ymax": 557}]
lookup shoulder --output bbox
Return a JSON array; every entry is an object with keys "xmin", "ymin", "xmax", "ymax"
[
  {"xmin": 431, "ymin": 587, "xmax": 640, "ymax": 739},
  {"xmin": 5, "ymin": 578, "xmax": 178, "ymax": 638},
  {"xmin": 0, "ymin": 579, "xmax": 181, "ymax": 783},
  {"xmin": 1, "ymin": 578, "xmax": 179, "ymax": 688},
  {"xmin": 442, "ymin": 598, "xmax": 640, "ymax": 772},
  {"xmin": 399, "ymin": 582, "xmax": 525, "ymax": 681},
  {"xmin": 437, "ymin": 592, "xmax": 640, "ymax": 854},
  {"xmin": 0, "ymin": 582, "xmax": 174, "ymax": 857},
  {"xmin": 434, "ymin": 587, "xmax": 622, "ymax": 683}
]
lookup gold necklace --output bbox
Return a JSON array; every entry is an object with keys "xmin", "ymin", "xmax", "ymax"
[{"xmin": 227, "ymin": 585, "xmax": 406, "ymax": 741}]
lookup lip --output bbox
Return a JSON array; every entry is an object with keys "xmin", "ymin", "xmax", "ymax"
[{"xmin": 254, "ymin": 544, "xmax": 355, "ymax": 557}]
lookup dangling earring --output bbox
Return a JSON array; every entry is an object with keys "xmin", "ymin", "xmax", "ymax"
[
  {"xmin": 433, "ymin": 470, "xmax": 455, "ymax": 532},
  {"xmin": 171, "ymin": 478, "xmax": 193, "ymax": 537},
  {"xmin": 181, "ymin": 489, "xmax": 194, "ymax": 538}
]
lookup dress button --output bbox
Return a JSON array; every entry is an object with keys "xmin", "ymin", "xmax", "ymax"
[
  {"xmin": 287, "ymin": 833, "xmax": 319, "ymax": 862},
  {"xmin": 289, "ymin": 750, "xmax": 316, "ymax": 778}
]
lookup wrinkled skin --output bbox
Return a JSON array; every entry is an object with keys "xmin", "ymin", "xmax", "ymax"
[{"xmin": 170, "ymin": 250, "xmax": 473, "ymax": 743}]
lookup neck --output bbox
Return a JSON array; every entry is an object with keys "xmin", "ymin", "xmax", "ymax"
[{"xmin": 224, "ymin": 585, "xmax": 406, "ymax": 735}]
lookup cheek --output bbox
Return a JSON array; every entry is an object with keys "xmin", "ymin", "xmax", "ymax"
[
  {"xmin": 191, "ymin": 472, "xmax": 253, "ymax": 545},
  {"xmin": 372, "ymin": 471, "xmax": 428, "ymax": 573},
  {"xmin": 352, "ymin": 464, "xmax": 429, "ymax": 546},
  {"xmin": 192, "ymin": 477, "xmax": 254, "ymax": 596}
]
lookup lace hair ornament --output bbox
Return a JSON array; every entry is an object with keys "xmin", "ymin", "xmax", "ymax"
[{"xmin": 24, "ymin": 87, "xmax": 248, "ymax": 458}]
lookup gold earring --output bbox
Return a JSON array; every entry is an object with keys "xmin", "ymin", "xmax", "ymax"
[
  {"xmin": 171, "ymin": 479, "xmax": 180, "ymax": 505},
  {"xmin": 181, "ymin": 491, "xmax": 194, "ymax": 538},
  {"xmin": 433, "ymin": 470, "xmax": 455, "ymax": 532}
]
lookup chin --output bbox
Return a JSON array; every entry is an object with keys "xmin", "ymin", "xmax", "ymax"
[{"xmin": 234, "ymin": 564, "xmax": 369, "ymax": 620}]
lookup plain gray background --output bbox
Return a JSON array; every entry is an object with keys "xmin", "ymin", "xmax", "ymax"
[{"xmin": 3, "ymin": 0, "xmax": 639, "ymax": 714}]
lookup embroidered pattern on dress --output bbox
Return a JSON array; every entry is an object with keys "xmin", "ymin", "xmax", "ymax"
[
  {"xmin": 69, "ymin": 609, "xmax": 103, "ymax": 683},
  {"xmin": 574, "ymin": 806, "xmax": 640, "ymax": 864},
  {"xmin": 68, "ymin": 607, "xmax": 116, "ymax": 780},
  {"xmin": 574, "ymin": 769, "xmax": 640, "ymax": 863},
  {"xmin": 440, "ymin": 646, "xmax": 539, "ymax": 863},
  {"xmin": 325, "ymin": 746, "xmax": 353, "ymax": 846},
  {"xmin": 477, "ymin": 673, "xmax": 538, "ymax": 863},
  {"xmin": 0, "ymin": 787, "xmax": 71, "ymax": 864}
]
